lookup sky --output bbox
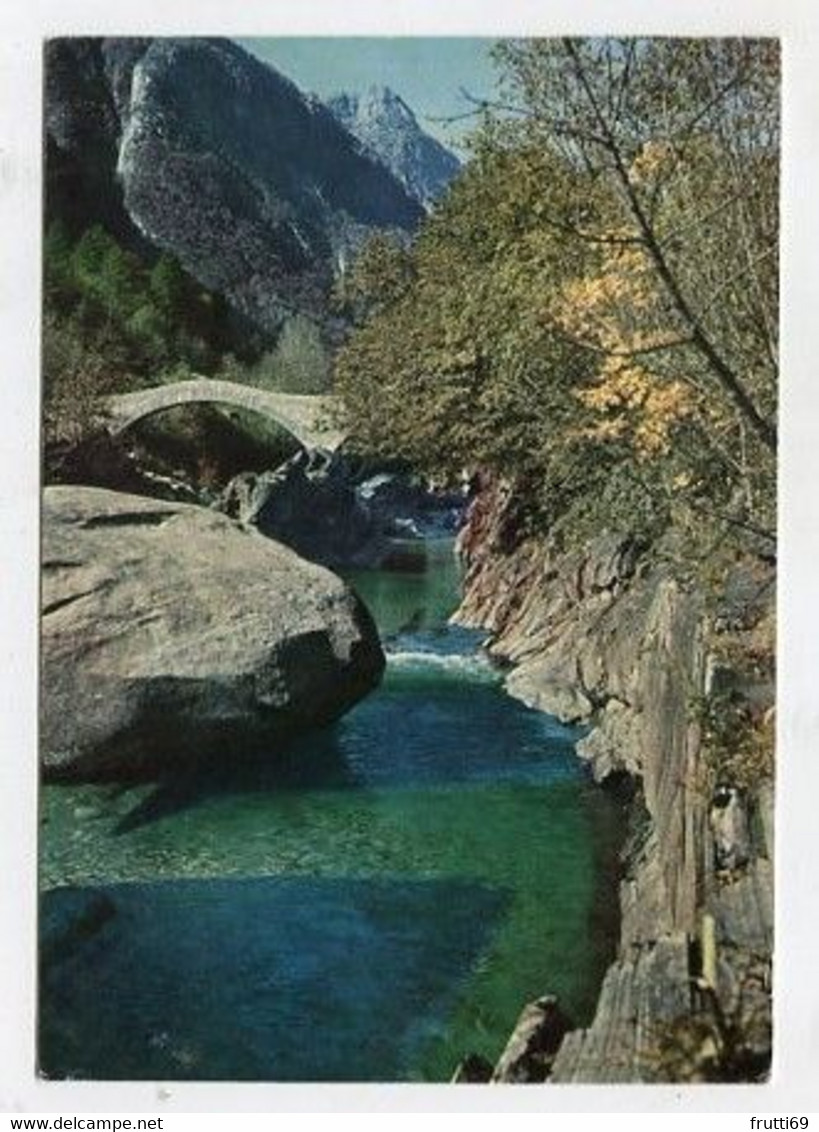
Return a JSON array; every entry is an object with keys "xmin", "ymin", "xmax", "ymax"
[{"xmin": 235, "ymin": 37, "xmax": 502, "ymax": 149}]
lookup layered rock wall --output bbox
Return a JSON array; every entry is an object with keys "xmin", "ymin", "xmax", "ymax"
[{"xmin": 455, "ymin": 480, "xmax": 774, "ymax": 1082}]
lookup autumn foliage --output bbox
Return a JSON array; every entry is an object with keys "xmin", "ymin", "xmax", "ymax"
[{"xmin": 336, "ymin": 38, "xmax": 778, "ymax": 556}]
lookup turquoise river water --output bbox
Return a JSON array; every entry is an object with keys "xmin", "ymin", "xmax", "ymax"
[{"xmin": 39, "ymin": 539, "xmax": 623, "ymax": 1082}]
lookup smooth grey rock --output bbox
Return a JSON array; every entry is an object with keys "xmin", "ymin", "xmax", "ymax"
[
  {"xmin": 505, "ymin": 661, "xmax": 593, "ymax": 724},
  {"xmin": 218, "ymin": 453, "xmax": 386, "ymax": 568},
  {"xmin": 218, "ymin": 455, "xmax": 464, "ymax": 568},
  {"xmin": 712, "ymin": 859, "xmax": 774, "ymax": 954},
  {"xmin": 40, "ymin": 888, "xmax": 118, "ymax": 967},
  {"xmin": 41, "ymin": 486, "xmax": 384, "ymax": 779},
  {"xmin": 491, "ymin": 995, "xmax": 573, "ymax": 1083}
]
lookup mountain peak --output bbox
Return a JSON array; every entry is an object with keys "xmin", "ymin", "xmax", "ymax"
[
  {"xmin": 45, "ymin": 37, "xmax": 424, "ymax": 337},
  {"xmin": 363, "ymin": 85, "xmax": 415, "ymax": 116},
  {"xmin": 333, "ymin": 85, "xmax": 413, "ymax": 117},
  {"xmin": 326, "ymin": 86, "xmax": 460, "ymax": 210}
]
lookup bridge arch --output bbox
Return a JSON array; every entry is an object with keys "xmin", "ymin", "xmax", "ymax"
[{"xmin": 103, "ymin": 377, "xmax": 346, "ymax": 453}]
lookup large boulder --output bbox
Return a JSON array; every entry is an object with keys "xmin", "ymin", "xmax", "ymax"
[
  {"xmin": 41, "ymin": 486, "xmax": 385, "ymax": 780},
  {"xmin": 217, "ymin": 452, "xmax": 385, "ymax": 568},
  {"xmin": 217, "ymin": 452, "xmax": 465, "ymax": 569}
]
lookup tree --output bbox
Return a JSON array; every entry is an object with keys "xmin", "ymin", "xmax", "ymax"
[
  {"xmin": 336, "ymin": 143, "xmax": 616, "ymax": 523},
  {"xmin": 149, "ymin": 253, "xmax": 188, "ymax": 318},
  {"xmin": 42, "ymin": 312, "xmax": 119, "ymax": 445},
  {"xmin": 336, "ymin": 37, "xmax": 778, "ymax": 552},
  {"xmin": 494, "ymin": 38, "xmax": 778, "ymax": 454},
  {"xmin": 333, "ymin": 232, "xmax": 415, "ymax": 324}
]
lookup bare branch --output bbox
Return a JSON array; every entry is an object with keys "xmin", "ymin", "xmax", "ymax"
[
  {"xmin": 535, "ymin": 213, "xmax": 643, "ymax": 247},
  {"xmin": 425, "ymin": 87, "xmax": 530, "ymax": 127},
  {"xmin": 547, "ymin": 322, "xmax": 696, "ymax": 363}
]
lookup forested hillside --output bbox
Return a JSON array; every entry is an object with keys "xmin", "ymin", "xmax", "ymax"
[
  {"xmin": 41, "ymin": 37, "xmax": 430, "ymax": 483},
  {"xmin": 336, "ymin": 38, "xmax": 778, "ymax": 567}
]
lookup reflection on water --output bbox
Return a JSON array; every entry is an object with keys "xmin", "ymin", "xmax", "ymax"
[
  {"xmin": 40, "ymin": 877, "xmax": 509, "ymax": 1081},
  {"xmin": 40, "ymin": 537, "xmax": 623, "ymax": 1081}
]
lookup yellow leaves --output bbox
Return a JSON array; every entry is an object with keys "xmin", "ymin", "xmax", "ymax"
[
  {"xmin": 577, "ymin": 356, "xmax": 698, "ymax": 457},
  {"xmin": 547, "ymin": 210, "xmax": 700, "ymax": 460},
  {"xmin": 629, "ymin": 139, "xmax": 677, "ymax": 186},
  {"xmin": 550, "ymin": 238, "xmax": 660, "ymax": 355}
]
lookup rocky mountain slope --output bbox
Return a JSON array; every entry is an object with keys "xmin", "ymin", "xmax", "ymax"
[
  {"xmin": 327, "ymin": 86, "xmax": 461, "ymax": 210},
  {"xmin": 44, "ymin": 38, "xmax": 425, "ymax": 338}
]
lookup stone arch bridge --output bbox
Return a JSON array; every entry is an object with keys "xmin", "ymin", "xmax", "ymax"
[{"xmin": 104, "ymin": 377, "xmax": 346, "ymax": 453}]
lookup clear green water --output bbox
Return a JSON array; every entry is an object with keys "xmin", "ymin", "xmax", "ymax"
[{"xmin": 39, "ymin": 539, "xmax": 623, "ymax": 1082}]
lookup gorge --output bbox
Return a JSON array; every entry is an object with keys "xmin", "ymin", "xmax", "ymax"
[
  {"xmin": 39, "ymin": 35, "xmax": 776, "ymax": 1086},
  {"xmin": 39, "ymin": 529, "xmax": 626, "ymax": 1081}
]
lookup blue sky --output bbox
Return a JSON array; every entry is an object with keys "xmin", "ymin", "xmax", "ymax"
[{"xmin": 235, "ymin": 37, "xmax": 501, "ymax": 149}]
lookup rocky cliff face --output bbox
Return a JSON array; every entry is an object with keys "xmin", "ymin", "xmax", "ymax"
[
  {"xmin": 327, "ymin": 86, "xmax": 461, "ymax": 210},
  {"xmin": 44, "ymin": 38, "xmax": 150, "ymax": 247},
  {"xmin": 455, "ymin": 479, "xmax": 774, "ymax": 1082},
  {"xmin": 44, "ymin": 38, "xmax": 425, "ymax": 336},
  {"xmin": 41, "ymin": 486, "xmax": 385, "ymax": 781}
]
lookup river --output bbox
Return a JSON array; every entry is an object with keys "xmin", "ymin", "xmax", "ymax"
[{"xmin": 39, "ymin": 537, "xmax": 623, "ymax": 1082}]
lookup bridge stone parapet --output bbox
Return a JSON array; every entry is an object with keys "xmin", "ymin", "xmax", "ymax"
[{"xmin": 104, "ymin": 377, "xmax": 346, "ymax": 453}]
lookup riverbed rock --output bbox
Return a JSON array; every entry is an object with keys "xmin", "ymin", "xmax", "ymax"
[
  {"xmin": 41, "ymin": 486, "xmax": 385, "ymax": 780},
  {"xmin": 491, "ymin": 995, "xmax": 573, "ymax": 1082},
  {"xmin": 217, "ymin": 451, "xmax": 387, "ymax": 568},
  {"xmin": 218, "ymin": 453, "xmax": 465, "ymax": 568}
]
